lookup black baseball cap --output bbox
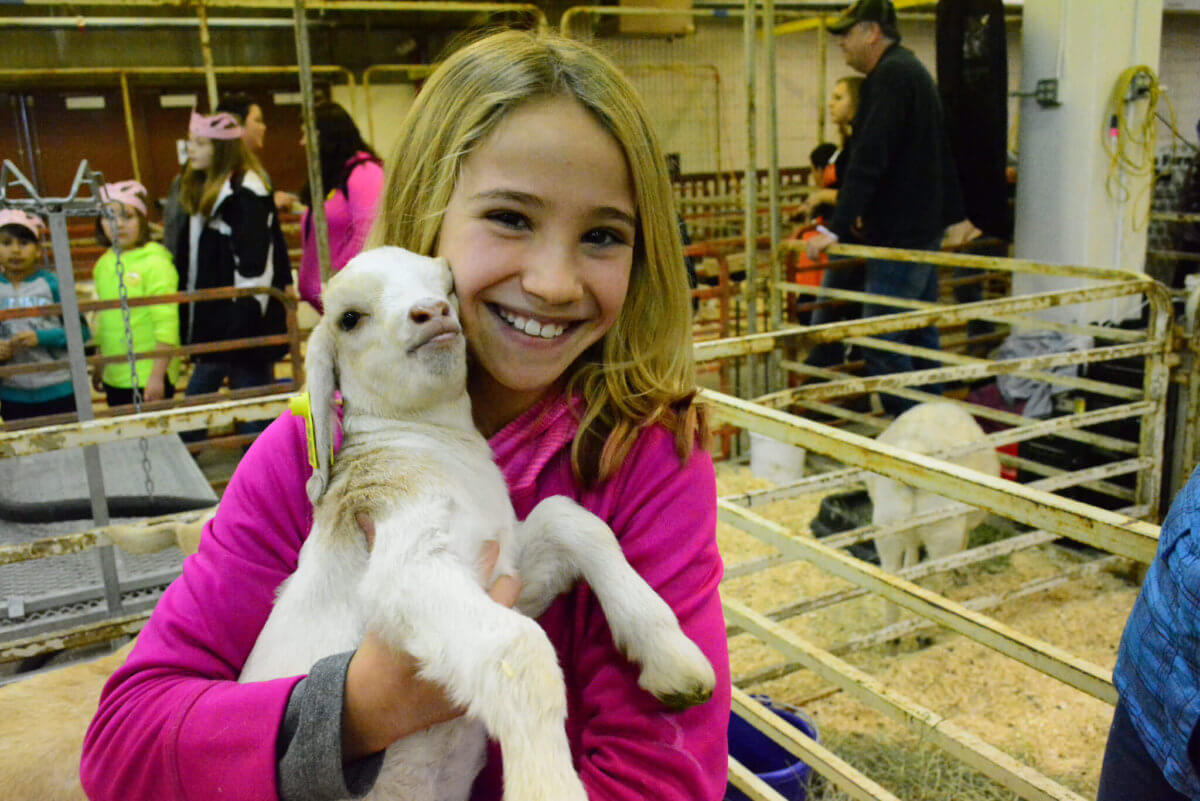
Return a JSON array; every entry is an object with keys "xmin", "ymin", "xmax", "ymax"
[{"xmin": 826, "ymin": 0, "xmax": 899, "ymax": 36}]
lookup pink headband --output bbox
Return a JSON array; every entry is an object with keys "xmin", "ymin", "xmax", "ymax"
[
  {"xmin": 189, "ymin": 110, "xmax": 243, "ymax": 141},
  {"xmin": 0, "ymin": 209, "xmax": 45, "ymax": 238},
  {"xmin": 100, "ymin": 180, "xmax": 148, "ymax": 217}
]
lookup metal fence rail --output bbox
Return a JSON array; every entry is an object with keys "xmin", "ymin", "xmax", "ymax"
[{"xmin": 702, "ymin": 242, "xmax": 1168, "ymax": 800}]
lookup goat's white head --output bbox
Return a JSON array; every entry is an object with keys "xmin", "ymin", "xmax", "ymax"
[{"xmin": 304, "ymin": 246, "xmax": 465, "ymax": 502}]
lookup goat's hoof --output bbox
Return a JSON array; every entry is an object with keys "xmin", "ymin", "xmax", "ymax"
[
  {"xmin": 651, "ymin": 681, "xmax": 715, "ymax": 710},
  {"xmin": 636, "ymin": 636, "xmax": 716, "ymax": 710}
]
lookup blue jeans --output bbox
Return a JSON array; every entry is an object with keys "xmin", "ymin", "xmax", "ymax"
[
  {"xmin": 861, "ymin": 246, "xmax": 944, "ymax": 416},
  {"xmin": 182, "ymin": 358, "xmax": 274, "ymax": 441},
  {"xmin": 1097, "ymin": 698, "xmax": 1195, "ymax": 801},
  {"xmin": 807, "ymin": 258, "xmax": 866, "ymax": 368}
]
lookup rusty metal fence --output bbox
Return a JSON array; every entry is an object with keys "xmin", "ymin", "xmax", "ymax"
[
  {"xmin": 692, "ymin": 243, "xmax": 1168, "ymax": 800},
  {"xmin": 0, "ymin": 283, "xmax": 302, "ymax": 651}
]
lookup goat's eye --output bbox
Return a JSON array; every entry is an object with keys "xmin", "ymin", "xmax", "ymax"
[{"xmin": 339, "ymin": 311, "xmax": 362, "ymax": 331}]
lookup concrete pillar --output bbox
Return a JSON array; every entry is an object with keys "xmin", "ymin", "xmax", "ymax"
[{"xmin": 1012, "ymin": 0, "xmax": 1162, "ymax": 323}]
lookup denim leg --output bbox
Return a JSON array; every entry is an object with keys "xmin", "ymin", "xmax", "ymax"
[
  {"xmin": 807, "ymin": 259, "xmax": 866, "ymax": 368},
  {"xmin": 185, "ymin": 360, "xmax": 230, "ymax": 398},
  {"xmin": 181, "ymin": 361, "xmax": 231, "ymax": 443},
  {"xmin": 862, "ymin": 248, "xmax": 942, "ymax": 416},
  {"xmin": 909, "ymin": 263, "xmax": 944, "ymax": 388},
  {"xmin": 1097, "ymin": 699, "xmax": 1192, "ymax": 801},
  {"xmin": 229, "ymin": 359, "xmax": 275, "ymax": 436}
]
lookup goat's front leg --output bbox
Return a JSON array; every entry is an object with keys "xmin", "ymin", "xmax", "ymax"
[
  {"xmin": 512, "ymin": 496, "xmax": 715, "ymax": 709},
  {"xmin": 361, "ymin": 502, "xmax": 586, "ymax": 801}
]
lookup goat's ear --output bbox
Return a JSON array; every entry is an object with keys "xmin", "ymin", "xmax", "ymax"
[{"xmin": 304, "ymin": 320, "xmax": 337, "ymax": 504}]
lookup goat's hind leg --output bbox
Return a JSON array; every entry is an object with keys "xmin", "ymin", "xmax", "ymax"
[
  {"xmin": 513, "ymin": 496, "xmax": 716, "ymax": 710},
  {"xmin": 362, "ymin": 511, "xmax": 585, "ymax": 801}
]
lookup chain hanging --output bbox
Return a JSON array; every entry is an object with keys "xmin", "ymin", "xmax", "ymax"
[{"xmin": 99, "ymin": 200, "xmax": 155, "ymax": 500}]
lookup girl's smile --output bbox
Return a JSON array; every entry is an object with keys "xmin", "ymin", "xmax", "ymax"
[{"xmin": 436, "ymin": 95, "xmax": 636, "ymax": 434}]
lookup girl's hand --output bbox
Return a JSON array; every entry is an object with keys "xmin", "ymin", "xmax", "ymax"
[
  {"xmin": 143, "ymin": 374, "xmax": 166, "ymax": 403},
  {"xmin": 92, "ymin": 369, "xmax": 104, "ymax": 394},
  {"xmin": 11, "ymin": 330, "xmax": 38, "ymax": 351},
  {"xmin": 943, "ymin": 219, "xmax": 983, "ymax": 248},
  {"xmin": 808, "ymin": 188, "xmax": 837, "ymax": 208},
  {"xmin": 341, "ymin": 513, "xmax": 522, "ymax": 761},
  {"xmin": 274, "ymin": 191, "xmax": 300, "ymax": 215}
]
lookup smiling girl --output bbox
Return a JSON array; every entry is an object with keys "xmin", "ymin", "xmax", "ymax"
[{"xmin": 84, "ymin": 29, "xmax": 729, "ymax": 801}]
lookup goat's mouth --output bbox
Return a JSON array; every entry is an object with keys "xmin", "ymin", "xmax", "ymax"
[{"xmin": 408, "ymin": 319, "xmax": 463, "ymax": 352}]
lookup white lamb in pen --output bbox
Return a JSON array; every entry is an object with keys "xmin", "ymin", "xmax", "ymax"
[
  {"xmin": 863, "ymin": 401, "xmax": 1001, "ymax": 574},
  {"xmin": 237, "ymin": 247, "xmax": 715, "ymax": 801}
]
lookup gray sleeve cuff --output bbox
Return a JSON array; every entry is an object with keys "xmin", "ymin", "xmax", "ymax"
[{"xmin": 277, "ymin": 651, "xmax": 384, "ymax": 801}]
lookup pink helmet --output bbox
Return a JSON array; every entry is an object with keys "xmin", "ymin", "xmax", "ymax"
[
  {"xmin": 0, "ymin": 209, "xmax": 45, "ymax": 239},
  {"xmin": 100, "ymin": 180, "xmax": 148, "ymax": 216},
  {"xmin": 189, "ymin": 110, "xmax": 243, "ymax": 141}
]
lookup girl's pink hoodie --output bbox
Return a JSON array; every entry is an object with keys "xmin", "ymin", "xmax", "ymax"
[{"xmin": 81, "ymin": 394, "xmax": 730, "ymax": 800}]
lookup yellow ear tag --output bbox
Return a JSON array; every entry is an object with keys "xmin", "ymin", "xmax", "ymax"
[{"xmin": 288, "ymin": 392, "xmax": 320, "ymax": 471}]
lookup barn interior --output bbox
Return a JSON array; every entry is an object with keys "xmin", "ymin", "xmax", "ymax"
[{"xmin": 2, "ymin": 2, "xmax": 1200, "ymax": 800}]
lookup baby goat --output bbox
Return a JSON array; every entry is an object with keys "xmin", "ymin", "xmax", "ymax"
[
  {"xmin": 239, "ymin": 247, "xmax": 715, "ymax": 801},
  {"xmin": 864, "ymin": 401, "xmax": 1001, "ymax": 574}
]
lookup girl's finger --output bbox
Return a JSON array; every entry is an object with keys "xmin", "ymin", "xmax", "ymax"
[
  {"xmin": 477, "ymin": 539, "xmax": 500, "ymax": 583},
  {"xmin": 489, "ymin": 573, "xmax": 522, "ymax": 608},
  {"xmin": 355, "ymin": 512, "xmax": 375, "ymax": 550}
]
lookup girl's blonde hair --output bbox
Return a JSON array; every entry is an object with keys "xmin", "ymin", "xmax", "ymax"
[
  {"xmin": 834, "ymin": 75, "xmax": 864, "ymax": 142},
  {"xmin": 370, "ymin": 28, "xmax": 705, "ymax": 486},
  {"xmin": 179, "ymin": 137, "xmax": 267, "ymax": 218}
]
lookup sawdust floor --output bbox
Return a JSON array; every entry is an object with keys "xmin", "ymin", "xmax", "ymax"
[{"xmin": 716, "ymin": 463, "xmax": 1137, "ymax": 799}]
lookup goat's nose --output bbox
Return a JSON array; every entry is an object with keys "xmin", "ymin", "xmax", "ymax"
[{"xmin": 409, "ymin": 298, "xmax": 451, "ymax": 325}]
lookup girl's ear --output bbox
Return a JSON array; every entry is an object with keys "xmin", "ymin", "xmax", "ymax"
[{"xmin": 304, "ymin": 320, "xmax": 337, "ymax": 504}]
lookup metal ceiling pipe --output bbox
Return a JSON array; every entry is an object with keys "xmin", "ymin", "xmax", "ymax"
[
  {"xmin": 293, "ymin": 0, "xmax": 331, "ymax": 286},
  {"xmin": 2, "ymin": 0, "xmax": 550, "ymax": 30},
  {"xmin": 196, "ymin": 2, "xmax": 219, "ymax": 111},
  {"xmin": 0, "ymin": 16, "xmax": 299, "ymax": 27}
]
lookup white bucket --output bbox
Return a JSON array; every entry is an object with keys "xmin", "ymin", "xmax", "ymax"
[{"xmin": 748, "ymin": 432, "xmax": 807, "ymax": 485}]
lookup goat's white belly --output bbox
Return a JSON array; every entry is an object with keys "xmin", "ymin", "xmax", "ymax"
[
  {"xmin": 240, "ymin": 530, "xmax": 366, "ymax": 681},
  {"xmin": 239, "ymin": 532, "xmax": 490, "ymax": 801}
]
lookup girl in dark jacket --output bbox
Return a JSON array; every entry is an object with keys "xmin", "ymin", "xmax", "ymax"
[{"xmin": 175, "ymin": 111, "xmax": 292, "ymax": 428}]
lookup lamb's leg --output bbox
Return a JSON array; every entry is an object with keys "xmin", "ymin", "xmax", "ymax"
[
  {"xmin": 511, "ymin": 496, "xmax": 715, "ymax": 710},
  {"xmin": 362, "ymin": 505, "xmax": 586, "ymax": 801},
  {"xmin": 869, "ymin": 478, "xmax": 915, "ymax": 630},
  {"xmin": 918, "ymin": 494, "xmax": 972, "ymax": 563}
]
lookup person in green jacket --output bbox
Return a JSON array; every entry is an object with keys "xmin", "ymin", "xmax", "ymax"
[{"xmin": 93, "ymin": 180, "xmax": 180, "ymax": 409}]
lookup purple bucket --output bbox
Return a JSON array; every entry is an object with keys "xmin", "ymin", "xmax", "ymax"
[{"xmin": 726, "ymin": 696, "xmax": 817, "ymax": 801}]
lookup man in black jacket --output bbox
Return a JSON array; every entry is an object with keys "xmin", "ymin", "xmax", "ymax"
[{"xmin": 806, "ymin": 0, "xmax": 979, "ymax": 415}]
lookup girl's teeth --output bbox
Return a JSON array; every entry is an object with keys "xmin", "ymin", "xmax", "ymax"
[{"xmin": 499, "ymin": 308, "xmax": 566, "ymax": 339}]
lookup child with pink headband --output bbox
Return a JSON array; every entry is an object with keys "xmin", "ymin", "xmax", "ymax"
[
  {"xmin": 92, "ymin": 180, "xmax": 181, "ymax": 409},
  {"xmin": 0, "ymin": 208, "xmax": 86, "ymax": 422}
]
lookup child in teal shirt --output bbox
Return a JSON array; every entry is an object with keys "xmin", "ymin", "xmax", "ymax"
[{"xmin": 0, "ymin": 208, "xmax": 85, "ymax": 422}]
